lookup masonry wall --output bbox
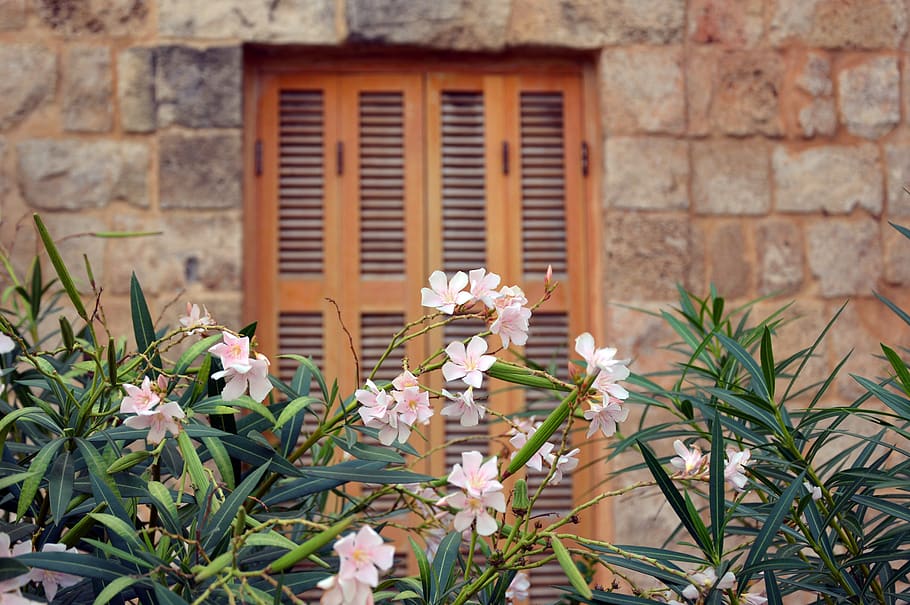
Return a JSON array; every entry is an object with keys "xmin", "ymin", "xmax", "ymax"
[{"xmin": 2, "ymin": 0, "xmax": 910, "ymax": 547}]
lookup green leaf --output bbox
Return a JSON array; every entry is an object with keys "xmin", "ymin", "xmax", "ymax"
[
  {"xmin": 709, "ymin": 417, "xmax": 724, "ymax": 556},
  {"xmin": 17, "ymin": 551, "xmax": 132, "ymax": 581},
  {"xmin": 739, "ymin": 470, "xmax": 805, "ymax": 588},
  {"xmin": 173, "ymin": 335, "xmax": 221, "ymax": 377},
  {"xmin": 578, "ymin": 589, "xmax": 659, "ymax": 605},
  {"xmin": 48, "ymin": 447, "xmax": 74, "ymax": 522},
  {"xmin": 93, "ymin": 576, "xmax": 145, "ymax": 605},
  {"xmin": 409, "ymin": 537, "xmax": 431, "ymax": 599},
  {"xmin": 275, "ymin": 396, "xmax": 321, "ymax": 429},
  {"xmin": 431, "ymin": 531, "xmax": 461, "ymax": 604},
  {"xmin": 717, "ymin": 333, "xmax": 770, "ymax": 402},
  {"xmin": 88, "ymin": 513, "xmax": 143, "ymax": 548},
  {"xmin": 147, "ymin": 481, "xmax": 181, "ymax": 536},
  {"xmin": 302, "ymin": 465, "xmax": 433, "ymax": 484},
  {"xmin": 851, "ymin": 494, "xmax": 910, "ymax": 524},
  {"xmin": 153, "ymin": 583, "xmax": 190, "ymax": 604},
  {"xmin": 17, "ymin": 438, "xmax": 64, "ymax": 518},
  {"xmin": 760, "ymin": 327, "xmax": 775, "ymax": 401},
  {"xmin": 0, "ymin": 471, "xmax": 35, "ymax": 491},
  {"xmin": 0, "ymin": 558, "xmax": 29, "ymax": 582},
  {"xmin": 269, "ymin": 517, "xmax": 355, "ymax": 574},
  {"xmin": 638, "ymin": 441, "xmax": 713, "ymax": 557},
  {"xmin": 33, "ymin": 214, "xmax": 88, "ymax": 321},
  {"xmin": 176, "ymin": 430, "xmax": 209, "ymax": 492},
  {"xmin": 552, "ymin": 537, "xmax": 592, "ymax": 599},
  {"xmin": 201, "ymin": 463, "xmax": 270, "ymax": 553},
  {"xmin": 130, "ymin": 273, "xmax": 161, "ymax": 373},
  {"xmin": 278, "ymin": 355, "xmax": 329, "ymax": 402},
  {"xmin": 881, "ymin": 344, "xmax": 910, "ymax": 397},
  {"xmin": 201, "ymin": 436, "xmax": 236, "ymax": 489},
  {"xmin": 244, "ymin": 532, "xmax": 298, "ymax": 551}
]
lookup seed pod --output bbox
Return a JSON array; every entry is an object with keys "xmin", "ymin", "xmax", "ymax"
[
  {"xmin": 59, "ymin": 317, "xmax": 75, "ymax": 352},
  {"xmin": 551, "ymin": 536, "xmax": 592, "ymax": 599},
  {"xmin": 512, "ymin": 479, "xmax": 529, "ymax": 516}
]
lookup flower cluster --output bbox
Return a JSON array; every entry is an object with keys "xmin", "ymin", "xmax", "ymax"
[
  {"xmin": 421, "ymin": 269, "xmax": 533, "ymax": 348},
  {"xmin": 0, "ymin": 533, "xmax": 81, "ymax": 603},
  {"xmin": 119, "ymin": 375, "xmax": 185, "ymax": 444},
  {"xmin": 575, "ymin": 333, "xmax": 631, "ymax": 439},
  {"xmin": 208, "ymin": 332, "xmax": 272, "ymax": 403},
  {"xmin": 318, "ymin": 526, "xmax": 394, "ymax": 605},
  {"xmin": 445, "ymin": 451, "xmax": 506, "ymax": 536},
  {"xmin": 356, "ymin": 370, "xmax": 432, "ymax": 446},
  {"xmin": 178, "ymin": 302, "xmax": 215, "ymax": 335}
]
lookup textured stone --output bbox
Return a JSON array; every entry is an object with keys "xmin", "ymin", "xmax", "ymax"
[
  {"xmin": 605, "ymin": 137, "xmax": 688, "ymax": 210},
  {"xmin": 605, "ymin": 213, "xmax": 692, "ymax": 300},
  {"xmin": 796, "ymin": 52, "xmax": 833, "ymax": 96},
  {"xmin": 600, "ymin": 0, "xmax": 685, "ymax": 44},
  {"xmin": 769, "ymin": 0, "xmax": 906, "ymax": 48},
  {"xmin": 117, "ymin": 47, "xmax": 155, "ymax": 133},
  {"xmin": 0, "ymin": 137, "xmax": 8, "ymax": 198},
  {"xmin": 688, "ymin": 0, "xmax": 763, "ymax": 46},
  {"xmin": 886, "ymin": 142, "xmax": 910, "ymax": 216},
  {"xmin": 159, "ymin": 133, "xmax": 242, "ymax": 210},
  {"xmin": 884, "ymin": 225, "xmax": 910, "ymax": 285},
  {"xmin": 37, "ymin": 0, "xmax": 148, "ymax": 35},
  {"xmin": 18, "ymin": 140, "xmax": 148, "ymax": 210},
  {"xmin": 107, "ymin": 211, "xmax": 242, "ymax": 296},
  {"xmin": 507, "ymin": 0, "xmax": 604, "ymax": 47},
  {"xmin": 158, "ymin": 0, "xmax": 336, "ymax": 42},
  {"xmin": 837, "ymin": 56, "xmax": 900, "ymax": 140},
  {"xmin": 0, "ymin": 44, "xmax": 56, "ymax": 131},
  {"xmin": 41, "ymin": 212, "xmax": 108, "ymax": 288},
  {"xmin": 156, "ymin": 46, "xmax": 241, "ymax": 129},
  {"xmin": 63, "ymin": 45, "xmax": 113, "ymax": 133},
  {"xmin": 798, "ymin": 99, "xmax": 837, "ymax": 138},
  {"xmin": 692, "ymin": 139, "xmax": 770, "ymax": 215},
  {"xmin": 754, "ymin": 299, "xmax": 830, "ymax": 388},
  {"xmin": 0, "ymin": 0, "xmax": 26, "ymax": 30},
  {"xmin": 708, "ymin": 223, "xmax": 751, "ymax": 298},
  {"xmin": 346, "ymin": 0, "xmax": 510, "ymax": 50},
  {"xmin": 807, "ymin": 218, "xmax": 881, "ymax": 297},
  {"xmin": 773, "ymin": 145, "xmax": 882, "ymax": 214},
  {"xmin": 601, "ymin": 47, "xmax": 685, "ymax": 135},
  {"xmin": 757, "ymin": 220, "xmax": 804, "ymax": 296}
]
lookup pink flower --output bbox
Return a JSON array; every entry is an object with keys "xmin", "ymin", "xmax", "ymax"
[
  {"xmin": 468, "ymin": 268, "xmax": 501, "ymax": 308},
  {"xmin": 670, "ymin": 440, "xmax": 706, "ymax": 476},
  {"xmin": 744, "ymin": 593, "xmax": 768, "ymax": 605},
  {"xmin": 725, "ymin": 448, "xmax": 752, "ymax": 491},
  {"xmin": 592, "ymin": 370, "xmax": 630, "ymax": 401},
  {"xmin": 318, "ymin": 574, "xmax": 375, "ymax": 605},
  {"xmin": 179, "ymin": 302, "xmax": 214, "ymax": 334},
  {"xmin": 506, "ymin": 571, "xmax": 530, "ymax": 602},
  {"xmin": 447, "ymin": 451, "xmax": 503, "ymax": 496},
  {"xmin": 448, "ymin": 490, "xmax": 506, "ymax": 536},
  {"xmin": 442, "ymin": 336, "xmax": 496, "ymax": 389},
  {"xmin": 441, "ymin": 387, "xmax": 485, "ymax": 427},
  {"xmin": 334, "ymin": 526, "xmax": 394, "ymax": 587},
  {"xmin": 28, "ymin": 543, "xmax": 81, "ymax": 601},
  {"xmin": 682, "ymin": 568, "xmax": 736, "ymax": 600},
  {"xmin": 208, "ymin": 332, "xmax": 251, "ymax": 371},
  {"xmin": 213, "ymin": 353, "xmax": 272, "ymax": 403},
  {"xmin": 804, "ymin": 481, "xmax": 822, "ymax": 501},
  {"xmin": 119, "ymin": 376, "xmax": 160, "ymax": 415},
  {"xmin": 574, "ymin": 333, "xmax": 628, "ymax": 377},
  {"xmin": 545, "ymin": 448, "xmax": 580, "ymax": 485},
  {"xmin": 124, "ymin": 401, "xmax": 185, "ymax": 443},
  {"xmin": 583, "ymin": 400, "xmax": 629, "ymax": 439},
  {"xmin": 421, "ymin": 270, "xmax": 472, "ymax": 315},
  {"xmin": 493, "ymin": 285, "xmax": 527, "ymax": 311},
  {"xmin": 0, "ymin": 333, "xmax": 14, "ymax": 355},
  {"xmin": 509, "ymin": 427, "xmax": 554, "ymax": 472},
  {"xmin": 356, "ymin": 381, "xmax": 392, "ymax": 424},
  {"xmin": 392, "ymin": 386, "xmax": 433, "ymax": 427},
  {"xmin": 490, "ymin": 304, "xmax": 531, "ymax": 348},
  {"xmin": 392, "ymin": 370, "xmax": 419, "ymax": 390}
]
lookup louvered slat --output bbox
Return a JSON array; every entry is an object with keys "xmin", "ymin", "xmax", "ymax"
[
  {"xmin": 521, "ymin": 312, "xmax": 573, "ymax": 605},
  {"xmin": 279, "ymin": 90, "xmax": 324, "ymax": 277},
  {"xmin": 277, "ymin": 312, "xmax": 323, "ymax": 381},
  {"xmin": 360, "ymin": 313, "xmax": 406, "ymax": 384},
  {"xmin": 360, "ymin": 92, "xmax": 406, "ymax": 277},
  {"xmin": 441, "ymin": 91, "xmax": 486, "ymax": 273},
  {"xmin": 520, "ymin": 92, "xmax": 567, "ymax": 279}
]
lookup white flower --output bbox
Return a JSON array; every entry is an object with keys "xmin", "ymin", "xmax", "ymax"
[
  {"xmin": 441, "ymin": 387, "xmax": 485, "ymax": 427},
  {"xmin": 724, "ymin": 448, "xmax": 752, "ymax": 491},
  {"xmin": 804, "ymin": 481, "xmax": 822, "ymax": 501},
  {"xmin": 670, "ymin": 440, "xmax": 706, "ymax": 476}
]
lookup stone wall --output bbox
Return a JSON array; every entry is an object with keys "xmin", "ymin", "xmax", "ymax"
[{"xmin": 2, "ymin": 0, "xmax": 910, "ymax": 550}]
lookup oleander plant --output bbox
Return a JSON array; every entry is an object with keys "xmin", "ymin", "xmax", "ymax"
[{"xmin": 0, "ymin": 214, "xmax": 906, "ymax": 605}]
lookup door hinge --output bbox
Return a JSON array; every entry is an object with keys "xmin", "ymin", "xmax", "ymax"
[
  {"xmin": 254, "ymin": 139, "xmax": 263, "ymax": 176},
  {"xmin": 581, "ymin": 141, "xmax": 590, "ymax": 177}
]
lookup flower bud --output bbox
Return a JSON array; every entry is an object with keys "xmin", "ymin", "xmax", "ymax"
[{"xmin": 512, "ymin": 479, "xmax": 529, "ymax": 516}]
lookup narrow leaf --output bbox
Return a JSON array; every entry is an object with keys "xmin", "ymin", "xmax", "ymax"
[
  {"xmin": 740, "ymin": 470, "xmax": 805, "ymax": 587},
  {"xmin": 709, "ymin": 417, "xmax": 724, "ymax": 555},
  {"xmin": 201, "ymin": 463, "xmax": 269, "ymax": 553},
  {"xmin": 431, "ymin": 531, "xmax": 462, "ymax": 604},
  {"xmin": 93, "ymin": 576, "xmax": 144, "ymax": 605},
  {"xmin": 717, "ymin": 333, "xmax": 770, "ymax": 402},
  {"xmin": 17, "ymin": 438, "xmax": 64, "ymax": 518},
  {"xmin": 409, "ymin": 537, "xmax": 431, "ymax": 600},
  {"xmin": 129, "ymin": 273, "xmax": 161, "ymax": 372},
  {"xmin": 172, "ymin": 335, "xmax": 221, "ymax": 377},
  {"xmin": 760, "ymin": 327, "xmax": 775, "ymax": 400},
  {"xmin": 33, "ymin": 214, "xmax": 87, "ymax": 320},
  {"xmin": 552, "ymin": 537, "xmax": 592, "ymax": 599},
  {"xmin": 48, "ymin": 448, "xmax": 74, "ymax": 523}
]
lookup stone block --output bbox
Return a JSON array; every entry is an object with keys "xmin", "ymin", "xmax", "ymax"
[
  {"xmin": 837, "ymin": 56, "xmax": 899, "ymax": 140},
  {"xmin": 346, "ymin": 0, "xmax": 510, "ymax": 50},
  {"xmin": 17, "ymin": 140, "xmax": 149, "ymax": 210},
  {"xmin": 707, "ymin": 222, "xmax": 751, "ymax": 298},
  {"xmin": 40, "ymin": 212, "xmax": 108, "ymax": 289},
  {"xmin": 0, "ymin": 44, "xmax": 56, "ymax": 131},
  {"xmin": 769, "ymin": 0, "xmax": 907, "ymax": 49},
  {"xmin": 107, "ymin": 211, "xmax": 243, "ymax": 296},
  {"xmin": 37, "ymin": 0, "xmax": 148, "ymax": 35},
  {"xmin": 605, "ymin": 212, "xmax": 692, "ymax": 301},
  {"xmin": 798, "ymin": 98, "xmax": 837, "ymax": 138},
  {"xmin": 606, "ymin": 303, "xmax": 677, "ymax": 377},
  {"xmin": 507, "ymin": 0, "xmax": 606, "ymax": 48},
  {"xmin": 688, "ymin": 0, "xmax": 763, "ymax": 46},
  {"xmin": 600, "ymin": 0, "xmax": 685, "ymax": 45},
  {"xmin": 159, "ymin": 132, "xmax": 242, "ymax": 210},
  {"xmin": 117, "ymin": 47, "xmax": 155, "ymax": 133},
  {"xmin": 0, "ymin": 0, "xmax": 26, "ymax": 30},
  {"xmin": 156, "ymin": 46, "xmax": 241, "ymax": 129},
  {"xmin": 886, "ymin": 142, "xmax": 910, "ymax": 216},
  {"xmin": 807, "ymin": 218, "xmax": 881, "ymax": 297},
  {"xmin": 757, "ymin": 220, "xmax": 804, "ymax": 296},
  {"xmin": 601, "ymin": 47, "xmax": 685, "ymax": 135},
  {"xmin": 796, "ymin": 52, "xmax": 833, "ymax": 97},
  {"xmin": 605, "ymin": 137, "xmax": 688, "ymax": 210},
  {"xmin": 158, "ymin": 0, "xmax": 337, "ymax": 43},
  {"xmin": 773, "ymin": 145, "xmax": 882, "ymax": 214},
  {"xmin": 692, "ymin": 139, "xmax": 770, "ymax": 215},
  {"xmin": 0, "ymin": 138, "xmax": 7, "ymax": 198},
  {"xmin": 62, "ymin": 45, "xmax": 113, "ymax": 133},
  {"xmin": 689, "ymin": 50, "xmax": 784, "ymax": 137},
  {"xmin": 884, "ymin": 224, "xmax": 910, "ymax": 285}
]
